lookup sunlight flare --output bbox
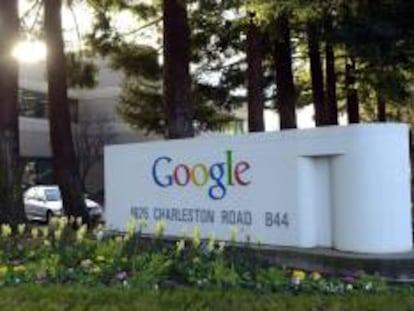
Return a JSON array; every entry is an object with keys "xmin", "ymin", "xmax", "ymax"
[{"xmin": 12, "ymin": 40, "xmax": 46, "ymax": 63}]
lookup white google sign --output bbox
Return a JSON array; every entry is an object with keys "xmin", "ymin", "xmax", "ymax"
[{"xmin": 105, "ymin": 124, "xmax": 413, "ymax": 254}]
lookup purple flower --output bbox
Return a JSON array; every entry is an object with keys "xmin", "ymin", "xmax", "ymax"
[
  {"xmin": 342, "ymin": 273, "xmax": 357, "ymax": 284},
  {"xmin": 116, "ymin": 271, "xmax": 128, "ymax": 282}
]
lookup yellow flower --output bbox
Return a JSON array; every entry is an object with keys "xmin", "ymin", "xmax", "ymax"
[
  {"xmin": 1, "ymin": 224, "xmax": 12, "ymax": 238},
  {"xmin": 0, "ymin": 266, "xmax": 8, "ymax": 276},
  {"xmin": 154, "ymin": 220, "xmax": 166, "ymax": 238},
  {"xmin": 176, "ymin": 239, "xmax": 185, "ymax": 253},
  {"xmin": 126, "ymin": 218, "xmax": 137, "ymax": 239},
  {"xmin": 76, "ymin": 224, "xmax": 88, "ymax": 242},
  {"xmin": 311, "ymin": 272, "xmax": 322, "ymax": 281},
  {"xmin": 207, "ymin": 233, "xmax": 215, "ymax": 253},
  {"xmin": 292, "ymin": 270, "xmax": 306, "ymax": 281},
  {"xmin": 76, "ymin": 217, "xmax": 83, "ymax": 227},
  {"xmin": 192, "ymin": 226, "xmax": 201, "ymax": 249},
  {"xmin": 17, "ymin": 224, "xmax": 26, "ymax": 235},
  {"xmin": 80, "ymin": 259, "xmax": 92, "ymax": 269},
  {"xmin": 50, "ymin": 217, "xmax": 59, "ymax": 227},
  {"xmin": 229, "ymin": 226, "xmax": 238, "ymax": 243},
  {"xmin": 54, "ymin": 229, "xmax": 63, "ymax": 241},
  {"xmin": 92, "ymin": 266, "xmax": 101, "ymax": 274},
  {"xmin": 59, "ymin": 217, "xmax": 68, "ymax": 229},
  {"xmin": 13, "ymin": 265, "xmax": 26, "ymax": 274},
  {"xmin": 31, "ymin": 227, "xmax": 39, "ymax": 239},
  {"xmin": 218, "ymin": 241, "xmax": 226, "ymax": 253},
  {"xmin": 41, "ymin": 226, "xmax": 49, "ymax": 238},
  {"xmin": 43, "ymin": 239, "xmax": 51, "ymax": 247},
  {"xmin": 96, "ymin": 256, "xmax": 105, "ymax": 262}
]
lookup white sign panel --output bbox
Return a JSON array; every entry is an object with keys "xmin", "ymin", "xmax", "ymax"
[{"xmin": 105, "ymin": 124, "xmax": 413, "ymax": 253}]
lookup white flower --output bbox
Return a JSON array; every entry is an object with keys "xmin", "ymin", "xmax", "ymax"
[
  {"xmin": 291, "ymin": 277, "xmax": 301, "ymax": 286},
  {"xmin": 365, "ymin": 282, "xmax": 373, "ymax": 291},
  {"xmin": 95, "ymin": 230, "xmax": 104, "ymax": 242}
]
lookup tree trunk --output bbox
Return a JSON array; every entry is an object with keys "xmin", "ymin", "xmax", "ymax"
[
  {"xmin": 247, "ymin": 14, "xmax": 264, "ymax": 132},
  {"xmin": 377, "ymin": 90, "xmax": 386, "ymax": 122},
  {"xmin": 44, "ymin": 0, "xmax": 89, "ymax": 224},
  {"xmin": 163, "ymin": 0, "xmax": 194, "ymax": 139},
  {"xmin": 324, "ymin": 15, "xmax": 338, "ymax": 125},
  {"xmin": 273, "ymin": 13, "xmax": 297, "ymax": 130},
  {"xmin": 345, "ymin": 57, "xmax": 360, "ymax": 124},
  {"xmin": 306, "ymin": 21, "xmax": 326, "ymax": 126},
  {"xmin": 0, "ymin": 0, "xmax": 26, "ymax": 225}
]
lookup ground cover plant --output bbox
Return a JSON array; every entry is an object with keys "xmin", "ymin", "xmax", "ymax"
[{"xmin": 0, "ymin": 219, "xmax": 396, "ymax": 293}]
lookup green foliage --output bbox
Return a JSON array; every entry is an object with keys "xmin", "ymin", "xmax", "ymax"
[
  {"xmin": 1, "ymin": 220, "xmax": 414, "ymax": 310},
  {"xmin": 129, "ymin": 253, "xmax": 173, "ymax": 288},
  {"xmin": 86, "ymin": 0, "xmax": 248, "ymax": 135},
  {"xmin": 117, "ymin": 76, "xmax": 164, "ymax": 135},
  {"xmin": 0, "ymin": 218, "xmax": 400, "ymax": 297},
  {"xmin": 66, "ymin": 52, "xmax": 98, "ymax": 89},
  {"xmin": 0, "ymin": 286, "xmax": 414, "ymax": 311},
  {"xmin": 117, "ymin": 74, "xmax": 238, "ymax": 135}
]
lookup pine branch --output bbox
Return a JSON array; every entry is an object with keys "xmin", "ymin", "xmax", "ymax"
[{"xmin": 120, "ymin": 18, "xmax": 162, "ymax": 37}]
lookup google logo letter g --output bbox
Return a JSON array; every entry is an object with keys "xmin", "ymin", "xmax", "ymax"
[{"xmin": 151, "ymin": 150, "xmax": 251, "ymax": 200}]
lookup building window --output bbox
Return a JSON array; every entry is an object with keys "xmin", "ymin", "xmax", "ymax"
[
  {"xmin": 19, "ymin": 89, "xmax": 78, "ymax": 122},
  {"xmin": 22, "ymin": 158, "xmax": 55, "ymax": 189}
]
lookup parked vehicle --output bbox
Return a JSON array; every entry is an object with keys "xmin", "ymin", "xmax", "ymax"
[{"xmin": 23, "ymin": 185, "xmax": 103, "ymax": 223}]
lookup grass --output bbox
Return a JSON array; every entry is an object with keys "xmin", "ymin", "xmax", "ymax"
[{"xmin": 0, "ymin": 286, "xmax": 414, "ymax": 311}]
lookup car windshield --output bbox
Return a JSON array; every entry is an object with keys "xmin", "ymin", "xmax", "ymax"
[{"xmin": 44, "ymin": 189, "xmax": 61, "ymax": 201}]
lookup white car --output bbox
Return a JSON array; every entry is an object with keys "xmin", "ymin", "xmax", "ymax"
[{"xmin": 23, "ymin": 185, "xmax": 103, "ymax": 223}]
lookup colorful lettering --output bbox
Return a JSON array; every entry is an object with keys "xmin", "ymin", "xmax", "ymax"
[{"xmin": 151, "ymin": 150, "xmax": 251, "ymax": 200}]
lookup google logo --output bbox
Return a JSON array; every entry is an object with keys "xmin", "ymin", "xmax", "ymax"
[{"xmin": 151, "ymin": 150, "xmax": 251, "ymax": 200}]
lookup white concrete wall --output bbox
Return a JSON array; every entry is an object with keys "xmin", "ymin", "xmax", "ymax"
[{"xmin": 105, "ymin": 124, "xmax": 413, "ymax": 254}]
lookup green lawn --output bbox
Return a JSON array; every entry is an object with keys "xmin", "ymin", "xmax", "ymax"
[{"xmin": 1, "ymin": 286, "xmax": 414, "ymax": 311}]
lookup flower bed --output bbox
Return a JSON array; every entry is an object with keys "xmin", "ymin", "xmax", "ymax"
[{"xmin": 0, "ymin": 219, "xmax": 406, "ymax": 294}]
